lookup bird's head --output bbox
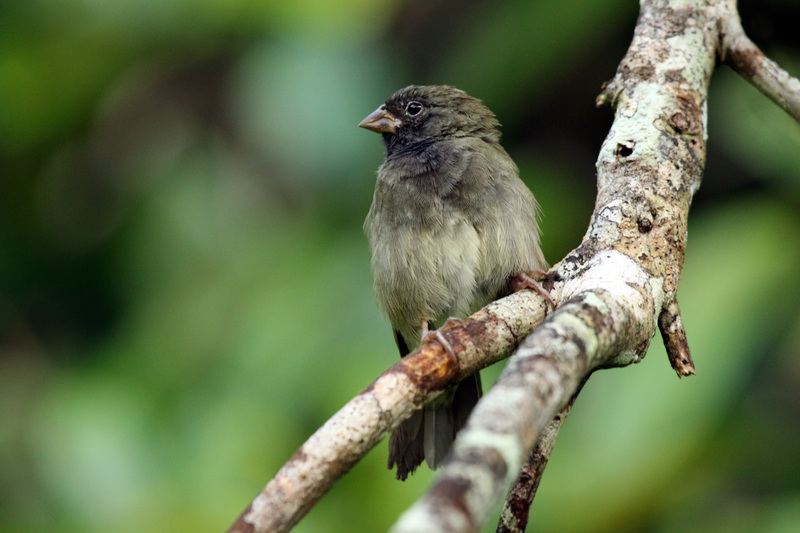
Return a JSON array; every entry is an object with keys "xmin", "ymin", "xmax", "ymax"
[{"xmin": 359, "ymin": 85, "xmax": 501, "ymax": 154}]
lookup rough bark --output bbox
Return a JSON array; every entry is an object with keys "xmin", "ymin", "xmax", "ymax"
[{"xmin": 495, "ymin": 387, "xmax": 581, "ymax": 533}]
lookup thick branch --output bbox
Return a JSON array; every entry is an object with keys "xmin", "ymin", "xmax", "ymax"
[
  {"xmin": 718, "ymin": 6, "xmax": 800, "ymax": 123},
  {"xmin": 227, "ymin": 291, "xmax": 548, "ymax": 533},
  {"xmin": 390, "ymin": 257, "xmax": 664, "ymax": 532},
  {"xmin": 496, "ymin": 379, "xmax": 584, "ymax": 533}
]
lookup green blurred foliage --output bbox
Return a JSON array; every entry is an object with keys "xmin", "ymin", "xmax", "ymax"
[{"xmin": 1, "ymin": 0, "xmax": 799, "ymax": 532}]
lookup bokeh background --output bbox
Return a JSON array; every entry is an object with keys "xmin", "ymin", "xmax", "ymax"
[{"xmin": 2, "ymin": 0, "xmax": 800, "ymax": 532}]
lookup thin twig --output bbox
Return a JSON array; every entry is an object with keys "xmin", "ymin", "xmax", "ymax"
[{"xmin": 719, "ymin": 8, "xmax": 800, "ymax": 123}]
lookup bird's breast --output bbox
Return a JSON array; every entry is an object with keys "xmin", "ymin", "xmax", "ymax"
[{"xmin": 367, "ymin": 203, "xmax": 482, "ymax": 339}]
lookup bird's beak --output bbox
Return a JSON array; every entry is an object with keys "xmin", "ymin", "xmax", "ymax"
[{"xmin": 359, "ymin": 105, "xmax": 401, "ymax": 134}]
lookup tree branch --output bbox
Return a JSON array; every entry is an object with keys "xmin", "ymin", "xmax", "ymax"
[
  {"xmin": 228, "ymin": 1, "xmax": 800, "ymax": 532},
  {"xmin": 227, "ymin": 291, "xmax": 549, "ymax": 533},
  {"xmin": 390, "ymin": 0, "xmax": 716, "ymax": 529},
  {"xmin": 718, "ymin": 5, "xmax": 800, "ymax": 123},
  {"xmin": 495, "ymin": 377, "xmax": 585, "ymax": 533}
]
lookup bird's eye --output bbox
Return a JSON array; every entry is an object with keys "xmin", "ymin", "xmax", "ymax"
[{"xmin": 405, "ymin": 102, "xmax": 423, "ymax": 116}]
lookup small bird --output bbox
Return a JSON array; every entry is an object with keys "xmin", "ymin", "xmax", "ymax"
[{"xmin": 360, "ymin": 85, "xmax": 548, "ymax": 480}]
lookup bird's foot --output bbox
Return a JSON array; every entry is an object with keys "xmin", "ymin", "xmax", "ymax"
[
  {"xmin": 421, "ymin": 319, "xmax": 461, "ymax": 360},
  {"xmin": 511, "ymin": 269, "xmax": 555, "ymax": 309}
]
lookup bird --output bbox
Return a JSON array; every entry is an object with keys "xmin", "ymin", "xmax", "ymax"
[{"xmin": 359, "ymin": 85, "xmax": 548, "ymax": 480}]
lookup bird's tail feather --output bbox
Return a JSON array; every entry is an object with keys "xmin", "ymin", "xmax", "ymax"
[{"xmin": 388, "ymin": 373, "xmax": 482, "ymax": 479}]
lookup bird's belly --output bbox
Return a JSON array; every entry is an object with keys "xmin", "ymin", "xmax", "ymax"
[{"xmin": 372, "ymin": 217, "xmax": 481, "ymax": 344}]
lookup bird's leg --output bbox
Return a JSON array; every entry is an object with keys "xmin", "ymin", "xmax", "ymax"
[
  {"xmin": 421, "ymin": 319, "xmax": 458, "ymax": 360},
  {"xmin": 511, "ymin": 269, "xmax": 555, "ymax": 309}
]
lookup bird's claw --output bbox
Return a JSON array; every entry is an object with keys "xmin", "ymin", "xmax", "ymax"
[
  {"xmin": 511, "ymin": 269, "xmax": 555, "ymax": 309},
  {"xmin": 421, "ymin": 318, "xmax": 461, "ymax": 360}
]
